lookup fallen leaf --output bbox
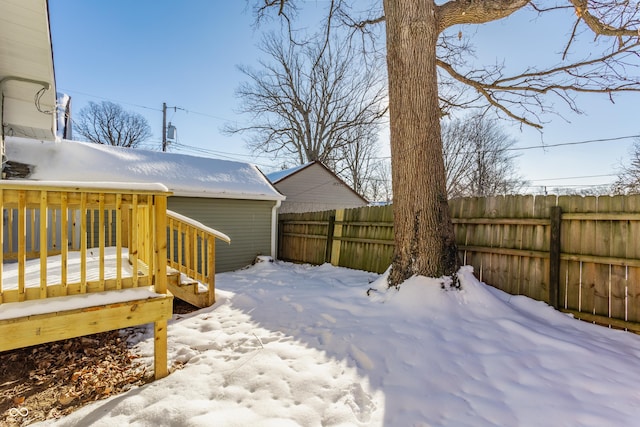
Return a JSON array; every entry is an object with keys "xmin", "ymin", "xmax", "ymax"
[{"xmin": 59, "ymin": 393, "xmax": 77, "ymax": 405}]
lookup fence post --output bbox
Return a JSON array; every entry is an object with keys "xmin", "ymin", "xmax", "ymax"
[
  {"xmin": 330, "ymin": 209, "xmax": 344, "ymax": 267},
  {"xmin": 549, "ymin": 206, "xmax": 562, "ymax": 309},
  {"xmin": 325, "ymin": 212, "xmax": 335, "ymax": 263}
]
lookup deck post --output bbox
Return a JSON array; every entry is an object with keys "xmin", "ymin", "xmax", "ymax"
[
  {"xmin": 154, "ymin": 319, "xmax": 168, "ymax": 379},
  {"xmin": 154, "ymin": 195, "xmax": 169, "ymax": 379},
  {"xmin": 207, "ymin": 237, "xmax": 215, "ymax": 306}
]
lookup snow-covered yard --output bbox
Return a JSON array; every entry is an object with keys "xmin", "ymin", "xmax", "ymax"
[{"xmin": 32, "ymin": 258, "xmax": 640, "ymax": 426}]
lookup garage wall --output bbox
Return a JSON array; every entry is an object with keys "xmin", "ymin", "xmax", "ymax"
[{"xmin": 168, "ymin": 197, "xmax": 276, "ymax": 272}]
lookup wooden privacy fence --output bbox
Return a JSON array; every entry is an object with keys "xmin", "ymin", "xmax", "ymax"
[{"xmin": 278, "ymin": 194, "xmax": 640, "ymax": 332}]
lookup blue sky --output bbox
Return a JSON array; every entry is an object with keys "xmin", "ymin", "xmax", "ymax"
[{"xmin": 48, "ymin": 1, "xmax": 639, "ymax": 193}]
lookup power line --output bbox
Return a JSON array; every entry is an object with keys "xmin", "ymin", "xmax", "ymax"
[
  {"xmin": 371, "ymin": 134, "xmax": 640, "ymax": 160},
  {"xmin": 171, "ymin": 142, "xmax": 277, "ymax": 169},
  {"xmin": 528, "ymin": 173, "xmax": 618, "ymax": 182},
  {"xmin": 58, "ymin": 89, "xmax": 163, "ymax": 112},
  {"xmin": 58, "ymin": 88, "xmax": 234, "ymax": 122},
  {"xmin": 507, "ymin": 135, "xmax": 640, "ymax": 152}
]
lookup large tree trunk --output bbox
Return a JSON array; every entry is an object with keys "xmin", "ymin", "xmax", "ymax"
[{"xmin": 384, "ymin": 0, "xmax": 458, "ymax": 286}]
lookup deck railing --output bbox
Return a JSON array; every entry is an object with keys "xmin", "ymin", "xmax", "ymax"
[
  {"xmin": 0, "ymin": 181, "xmax": 176, "ymax": 379},
  {"xmin": 0, "ymin": 181, "xmax": 172, "ymax": 302},
  {"xmin": 166, "ymin": 210, "xmax": 230, "ymax": 307}
]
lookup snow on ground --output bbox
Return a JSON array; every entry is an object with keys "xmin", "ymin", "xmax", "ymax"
[{"xmin": 36, "ymin": 259, "xmax": 640, "ymax": 426}]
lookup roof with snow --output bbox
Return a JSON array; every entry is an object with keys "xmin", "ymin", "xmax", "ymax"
[
  {"xmin": 5, "ymin": 137, "xmax": 285, "ymax": 201},
  {"xmin": 265, "ymin": 162, "xmax": 312, "ymax": 184}
]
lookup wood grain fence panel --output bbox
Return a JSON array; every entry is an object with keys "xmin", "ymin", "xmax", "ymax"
[
  {"xmin": 509, "ymin": 217, "xmax": 522, "ymax": 296},
  {"xmin": 490, "ymin": 196, "xmax": 507, "ymax": 293},
  {"xmin": 543, "ymin": 196, "xmax": 561, "ymax": 306},
  {"xmin": 454, "ymin": 198, "xmax": 474, "ymax": 266},
  {"xmin": 512, "ymin": 196, "xmax": 527, "ymax": 296},
  {"xmin": 340, "ymin": 208, "xmax": 358, "ymax": 270},
  {"xmin": 376, "ymin": 206, "xmax": 394, "ymax": 272},
  {"xmin": 557, "ymin": 196, "xmax": 581, "ymax": 311},
  {"xmin": 592, "ymin": 196, "xmax": 611, "ymax": 317},
  {"xmin": 338, "ymin": 205, "xmax": 393, "ymax": 273},
  {"xmin": 579, "ymin": 196, "xmax": 598, "ymax": 315},
  {"xmin": 535, "ymin": 196, "xmax": 556, "ymax": 302},
  {"xmin": 520, "ymin": 196, "xmax": 536, "ymax": 299},
  {"xmin": 449, "ymin": 199, "xmax": 465, "ymax": 248},
  {"xmin": 608, "ymin": 195, "xmax": 627, "ymax": 320},
  {"xmin": 467, "ymin": 250, "xmax": 485, "ymax": 282},
  {"xmin": 532, "ymin": 224, "xmax": 548, "ymax": 302},
  {"xmin": 500, "ymin": 197, "xmax": 518, "ymax": 295},
  {"xmin": 628, "ymin": 264, "xmax": 639, "ymax": 323},
  {"xmin": 279, "ymin": 211, "xmax": 332, "ymax": 265},
  {"xmin": 462, "ymin": 198, "xmax": 478, "ymax": 274},
  {"xmin": 479, "ymin": 197, "xmax": 502, "ymax": 289},
  {"xmin": 625, "ymin": 194, "xmax": 640, "ymax": 323},
  {"xmin": 477, "ymin": 197, "xmax": 493, "ymax": 286},
  {"xmin": 504, "ymin": 196, "xmax": 524, "ymax": 296}
]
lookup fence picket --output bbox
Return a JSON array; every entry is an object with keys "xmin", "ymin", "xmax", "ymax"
[{"xmin": 626, "ymin": 194, "xmax": 640, "ymax": 323}]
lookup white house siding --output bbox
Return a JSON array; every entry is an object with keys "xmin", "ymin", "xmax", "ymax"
[
  {"xmin": 274, "ymin": 163, "xmax": 367, "ymax": 214},
  {"xmin": 168, "ymin": 197, "xmax": 275, "ymax": 272}
]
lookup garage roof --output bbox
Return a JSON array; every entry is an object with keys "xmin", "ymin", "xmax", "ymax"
[{"xmin": 6, "ymin": 137, "xmax": 286, "ymax": 202}]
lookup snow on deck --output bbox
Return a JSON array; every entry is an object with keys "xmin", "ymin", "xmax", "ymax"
[
  {"xmin": 0, "ymin": 248, "xmax": 165, "ymax": 320},
  {"xmin": 1, "ymin": 247, "xmax": 133, "ymax": 291}
]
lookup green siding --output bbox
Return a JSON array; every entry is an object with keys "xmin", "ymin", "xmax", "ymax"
[{"xmin": 168, "ymin": 197, "xmax": 275, "ymax": 272}]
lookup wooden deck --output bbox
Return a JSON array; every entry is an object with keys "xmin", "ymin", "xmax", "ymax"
[
  {"xmin": 1, "ymin": 181, "xmax": 231, "ymax": 379},
  {"xmin": 0, "ymin": 182, "xmax": 174, "ymax": 379}
]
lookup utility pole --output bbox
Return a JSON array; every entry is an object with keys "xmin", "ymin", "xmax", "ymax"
[
  {"xmin": 162, "ymin": 102, "xmax": 167, "ymax": 152},
  {"xmin": 162, "ymin": 103, "xmax": 181, "ymax": 152}
]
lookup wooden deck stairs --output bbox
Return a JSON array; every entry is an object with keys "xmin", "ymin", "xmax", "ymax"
[
  {"xmin": 165, "ymin": 210, "xmax": 230, "ymax": 309},
  {"xmin": 167, "ymin": 268, "xmax": 204, "ymax": 303}
]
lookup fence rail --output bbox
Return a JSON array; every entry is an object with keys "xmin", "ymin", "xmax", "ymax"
[{"xmin": 278, "ymin": 194, "xmax": 640, "ymax": 332}]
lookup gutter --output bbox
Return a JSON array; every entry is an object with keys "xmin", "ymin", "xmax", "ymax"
[{"xmin": 271, "ymin": 199, "xmax": 282, "ymax": 259}]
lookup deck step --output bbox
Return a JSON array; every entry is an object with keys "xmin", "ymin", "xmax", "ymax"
[{"xmin": 166, "ymin": 265, "xmax": 214, "ymax": 308}]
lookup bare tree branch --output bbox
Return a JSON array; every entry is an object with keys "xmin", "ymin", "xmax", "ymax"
[
  {"xmin": 442, "ymin": 113, "xmax": 528, "ymax": 197},
  {"xmin": 225, "ymin": 31, "xmax": 387, "ymax": 190},
  {"xmin": 436, "ymin": 0, "xmax": 530, "ymax": 33},
  {"xmin": 568, "ymin": 0, "xmax": 640, "ymax": 37},
  {"xmin": 613, "ymin": 137, "xmax": 640, "ymax": 193}
]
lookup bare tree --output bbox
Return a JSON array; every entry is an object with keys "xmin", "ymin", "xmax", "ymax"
[
  {"xmin": 254, "ymin": 0, "xmax": 640, "ymax": 287},
  {"xmin": 75, "ymin": 101, "xmax": 152, "ymax": 148},
  {"xmin": 613, "ymin": 138, "xmax": 640, "ymax": 193},
  {"xmin": 443, "ymin": 114, "xmax": 527, "ymax": 198},
  {"xmin": 330, "ymin": 122, "xmax": 382, "ymax": 200},
  {"xmin": 225, "ymin": 31, "xmax": 387, "ymax": 193},
  {"xmin": 364, "ymin": 159, "xmax": 393, "ymax": 204}
]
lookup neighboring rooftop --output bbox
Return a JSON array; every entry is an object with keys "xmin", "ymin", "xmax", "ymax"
[
  {"xmin": 5, "ymin": 137, "xmax": 285, "ymax": 201},
  {"xmin": 265, "ymin": 162, "xmax": 312, "ymax": 184}
]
